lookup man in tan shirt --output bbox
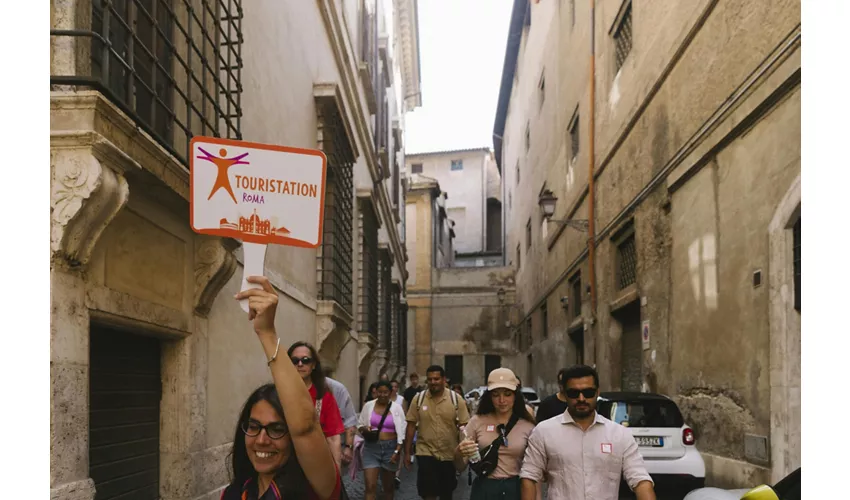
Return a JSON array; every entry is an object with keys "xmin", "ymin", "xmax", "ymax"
[
  {"xmin": 405, "ymin": 365, "xmax": 470, "ymax": 500},
  {"xmin": 520, "ymin": 365, "xmax": 656, "ymax": 500}
]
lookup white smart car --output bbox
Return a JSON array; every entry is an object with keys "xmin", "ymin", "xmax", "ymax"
[{"xmin": 597, "ymin": 392, "xmax": 706, "ymax": 498}]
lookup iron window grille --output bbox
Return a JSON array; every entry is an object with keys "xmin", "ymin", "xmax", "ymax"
[
  {"xmin": 316, "ymin": 108, "xmax": 354, "ymax": 315},
  {"xmin": 613, "ymin": 1, "xmax": 633, "ymax": 73},
  {"xmin": 516, "ymin": 243, "xmax": 521, "ymax": 269},
  {"xmin": 540, "ymin": 302, "xmax": 548, "ymax": 339},
  {"xmin": 377, "ymin": 250, "xmax": 392, "ymax": 350},
  {"xmin": 397, "ymin": 303, "xmax": 408, "ymax": 367},
  {"xmin": 390, "ymin": 285, "xmax": 400, "ymax": 362},
  {"xmin": 525, "ymin": 317, "xmax": 533, "ymax": 348},
  {"xmin": 793, "ymin": 217, "xmax": 801, "ymax": 312},
  {"xmin": 570, "ymin": 114, "xmax": 580, "ymax": 160},
  {"xmin": 411, "ymin": 163, "xmax": 423, "ymax": 174},
  {"xmin": 51, "ymin": 0, "xmax": 243, "ymax": 165},
  {"xmin": 615, "ymin": 230, "xmax": 638, "ymax": 290},
  {"xmin": 450, "ymin": 160, "xmax": 463, "ymax": 171},
  {"xmin": 570, "ymin": 272, "xmax": 582, "ymax": 318},
  {"xmin": 358, "ymin": 200, "xmax": 379, "ymax": 334}
]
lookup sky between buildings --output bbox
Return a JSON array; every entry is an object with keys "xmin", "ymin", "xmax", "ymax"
[{"xmin": 403, "ymin": 0, "xmax": 513, "ymax": 155}]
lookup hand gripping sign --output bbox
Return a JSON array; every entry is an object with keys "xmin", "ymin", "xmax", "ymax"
[{"xmin": 189, "ymin": 137, "xmax": 327, "ymax": 312}]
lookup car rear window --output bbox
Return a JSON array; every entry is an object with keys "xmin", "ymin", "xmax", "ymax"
[
  {"xmin": 597, "ymin": 399, "xmax": 684, "ymax": 428},
  {"xmin": 522, "ymin": 390, "xmax": 538, "ymax": 401}
]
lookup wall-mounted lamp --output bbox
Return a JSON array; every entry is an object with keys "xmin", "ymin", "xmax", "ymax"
[
  {"xmin": 497, "ymin": 287, "xmax": 506, "ymax": 305},
  {"xmin": 538, "ymin": 189, "xmax": 589, "ymax": 232}
]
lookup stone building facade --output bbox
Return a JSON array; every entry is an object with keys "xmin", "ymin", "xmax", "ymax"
[
  {"xmin": 405, "ymin": 171, "xmax": 515, "ymax": 391},
  {"xmin": 494, "ymin": 0, "xmax": 800, "ymax": 488},
  {"xmin": 406, "ymin": 148, "xmax": 503, "ymax": 261},
  {"xmin": 49, "ymin": 0, "xmax": 420, "ymax": 498}
]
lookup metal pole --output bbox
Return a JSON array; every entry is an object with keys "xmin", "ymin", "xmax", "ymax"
[{"xmin": 588, "ymin": 0, "xmax": 598, "ymax": 365}]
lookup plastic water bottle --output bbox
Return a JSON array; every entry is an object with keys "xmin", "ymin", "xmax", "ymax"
[{"xmin": 462, "ymin": 426, "xmax": 481, "ymax": 463}]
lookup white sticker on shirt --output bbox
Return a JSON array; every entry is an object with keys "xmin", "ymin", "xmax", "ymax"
[
  {"xmin": 422, "ymin": 405, "xmax": 428, "ymax": 411},
  {"xmin": 486, "ymin": 424, "xmax": 495, "ymax": 432},
  {"xmin": 601, "ymin": 443, "xmax": 612, "ymax": 454}
]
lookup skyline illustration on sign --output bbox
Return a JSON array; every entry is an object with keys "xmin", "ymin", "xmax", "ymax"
[{"xmin": 189, "ymin": 137, "xmax": 328, "ymax": 248}]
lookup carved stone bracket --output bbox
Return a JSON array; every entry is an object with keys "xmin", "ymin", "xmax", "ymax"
[
  {"xmin": 50, "ymin": 133, "xmax": 131, "ymax": 267},
  {"xmin": 316, "ymin": 300, "xmax": 355, "ymax": 369},
  {"xmin": 193, "ymin": 236, "xmax": 240, "ymax": 317},
  {"xmin": 374, "ymin": 349, "xmax": 389, "ymax": 376},
  {"xmin": 357, "ymin": 331, "xmax": 378, "ymax": 376}
]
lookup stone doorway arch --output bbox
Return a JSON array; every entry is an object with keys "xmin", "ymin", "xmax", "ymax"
[{"xmin": 767, "ymin": 173, "xmax": 800, "ymax": 482}]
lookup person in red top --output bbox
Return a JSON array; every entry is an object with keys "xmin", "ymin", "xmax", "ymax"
[
  {"xmin": 221, "ymin": 276, "xmax": 342, "ymax": 500},
  {"xmin": 288, "ymin": 340, "xmax": 345, "ymax": 464}
]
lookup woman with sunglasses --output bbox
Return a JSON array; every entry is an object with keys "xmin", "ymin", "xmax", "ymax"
[
  {"xmin": 454, "ymin": 368, "xmax": 535, "ymax": 500},
  {"xmin": 358, "ymin": 380, "xmax": 407, "ymax": 500},
  {"xmin": 287, "ymin": 340, "xmax": 345, "ymax": 465},
  {"xmin": 222, "ymin": 276, "xmax": 341, "ymax": 499}
]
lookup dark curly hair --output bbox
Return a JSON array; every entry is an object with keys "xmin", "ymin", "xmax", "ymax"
[{"xmin": 226, "ymin": 384, "xmax": 309, "ymax": 497}]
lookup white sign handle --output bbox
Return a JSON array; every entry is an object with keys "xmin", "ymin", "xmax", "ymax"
[{"xmin": 239, "ymin": 241, "xmax": 268, "ymax": 313}]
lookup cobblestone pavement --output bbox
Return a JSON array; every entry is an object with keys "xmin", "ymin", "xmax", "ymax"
[{"xmin": 342, "ymin": 462, "xmax": 473, "ymax": 499}]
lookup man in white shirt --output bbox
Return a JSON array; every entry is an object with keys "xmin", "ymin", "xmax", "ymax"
[{"xmin": 520, "ymin": 365, "xmax": 656, "ymax": 500}]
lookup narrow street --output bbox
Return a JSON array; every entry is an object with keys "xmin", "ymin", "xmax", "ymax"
[{"xmin": 343, "ymin": 462, "xmax": 473, "ymax": 500}]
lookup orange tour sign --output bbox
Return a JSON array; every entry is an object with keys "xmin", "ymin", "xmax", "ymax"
[
  {"xmin": 190, "ymin": 136, "xmax": 327, "ymax": 247},
  {"xmin": 189, "ymin": 136, "xmax": 327, "ymax": 312}
]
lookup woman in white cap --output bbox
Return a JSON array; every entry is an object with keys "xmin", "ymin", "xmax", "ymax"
[{"xmin": 453, "ymin": 368, "xmax": 535, "ymax": 499}]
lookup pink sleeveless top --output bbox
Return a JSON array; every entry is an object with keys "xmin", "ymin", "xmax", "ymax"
[{"xmin": 370, "ymin": 407, "xmax": 396, "ymax": 432}]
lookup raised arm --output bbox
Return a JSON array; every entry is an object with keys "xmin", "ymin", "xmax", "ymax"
[{"xmin": 237, "ymin": 276, "xmax": 337, "ymax": 499}]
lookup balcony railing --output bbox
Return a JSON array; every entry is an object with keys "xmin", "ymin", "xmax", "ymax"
[{"xmin": 50, "ymin": 0, "xmax": 243, "ymax": 164}]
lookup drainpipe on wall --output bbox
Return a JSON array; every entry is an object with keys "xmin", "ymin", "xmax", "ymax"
[{"xmin": 588, "ymin": 0, "xmax": 599, "ymax": 366}]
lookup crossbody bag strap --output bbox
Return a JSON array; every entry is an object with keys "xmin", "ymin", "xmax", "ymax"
[{"xmin": 376, "ymin": 402, "xmax": 392, "ymax": 431}]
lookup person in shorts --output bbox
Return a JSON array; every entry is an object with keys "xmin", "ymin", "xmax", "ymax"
[
  {"xmin": 404, "ymin": 365, "xmax": 470, "ymax": 500},
  {"xmin": 359, "ymin": 380, "xmax": 407, "ymax": 499}
]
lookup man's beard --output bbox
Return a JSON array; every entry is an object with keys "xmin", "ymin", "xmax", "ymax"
[{"xmin": 569, "ymin": 403, "xmax": 594, "ymax": 418}]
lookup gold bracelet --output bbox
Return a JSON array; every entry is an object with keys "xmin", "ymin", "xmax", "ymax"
[{"xmin": 267, "ymin": 337, "xmax": 281, "ymax": 366}]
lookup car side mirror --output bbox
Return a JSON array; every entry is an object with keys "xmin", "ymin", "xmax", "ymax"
[{"xmin": 740, "ymin": 485, "xmax": 779, "ymax": 500}]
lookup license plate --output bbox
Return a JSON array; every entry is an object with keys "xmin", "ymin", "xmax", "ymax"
[{"xmin": 636, "ymin": 436, "xmax": 663, "ymax": 447}]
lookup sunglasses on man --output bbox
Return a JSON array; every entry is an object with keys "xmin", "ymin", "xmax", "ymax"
[
  {"xmin": 290, "ymin": 356, "xmax": 313, "ymax": 366},
  {"xmin": 565, "ymin": 388, "xmax": 598, "ymax": 399}
]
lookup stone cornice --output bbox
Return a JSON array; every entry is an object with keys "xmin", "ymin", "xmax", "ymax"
[
  {"xmin": 394, "ymin": 0, "xmax": 422, "ymax": 111},
  {"xmin": 317, "ymin": 0, "xmax": 408, "ymax": 290}
]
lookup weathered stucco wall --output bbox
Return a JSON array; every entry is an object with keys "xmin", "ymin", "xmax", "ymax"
[{"xmin": 501, "ymin": 0, "xmax": 800, "ymax": 487}]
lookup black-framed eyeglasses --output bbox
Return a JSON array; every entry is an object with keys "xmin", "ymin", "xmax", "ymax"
[
  {"xmin": 290, "ymin": 356, "xmax": 313, "ymax": 366},
  {"xmin": 565, "ymin": 388, "xmax": 598, "ymax": 399},
  {"xmin": 241, "ymin": 420, "xmax": 289, "ymax": 439}
]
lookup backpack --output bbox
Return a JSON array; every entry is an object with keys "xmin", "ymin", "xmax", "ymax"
[{"xmin": 415, "ymin": 388, "xmax": 460, "ymax": 425}]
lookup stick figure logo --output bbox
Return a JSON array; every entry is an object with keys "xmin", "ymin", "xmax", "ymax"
[{"xmin": 196, "ymin": 146, "xmax": 250, "ymax": 203}]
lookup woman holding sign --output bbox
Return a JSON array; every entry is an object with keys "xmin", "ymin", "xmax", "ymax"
[
  {"xmin": 453, "ymin": 368, "xmax": 535, "ymax": 500},
  {"xmin": 221, "ymin": 276, "xmax": 341, "ymax": 499}
]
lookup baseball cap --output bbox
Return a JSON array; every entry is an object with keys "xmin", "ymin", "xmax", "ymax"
[{"xmin": 487, "ymin": 368, "xmax": 520, "ymax": 391}]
